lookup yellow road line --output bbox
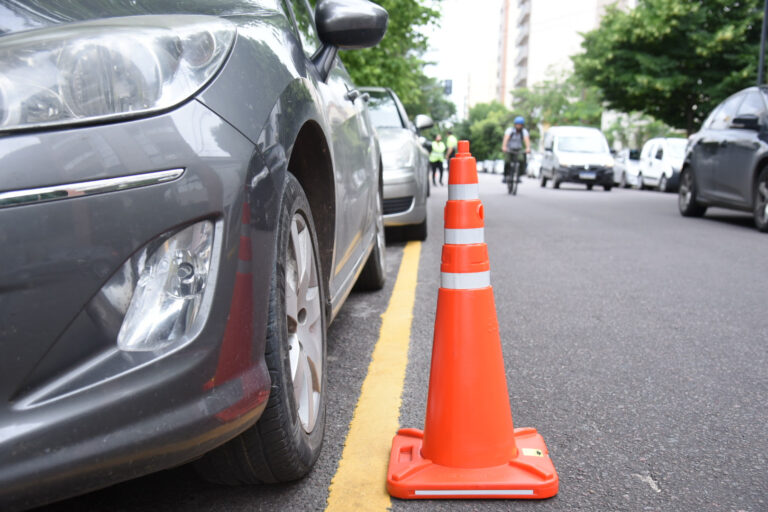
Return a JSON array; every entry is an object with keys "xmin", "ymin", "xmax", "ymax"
[{"xmin": 326, "ymin": 241, "xmax": 422, "ymax": 512}]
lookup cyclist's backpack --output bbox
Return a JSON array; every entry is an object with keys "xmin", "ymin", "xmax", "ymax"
[{"xmin": 506, "ymin": 128, "xmax": 527, "ymax": 152}]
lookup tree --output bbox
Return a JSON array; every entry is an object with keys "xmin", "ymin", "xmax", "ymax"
[
  {"xmin": 339, "ymin": 0, "xmax": 455, "ymax": 122},
  {"xmin": 510, "ymin": 72, "xmax": 604, "ymax": 143},
  {"xmin": 454, "ymin": 101, "xmax": 516, "ymax": 161},
  {"xmin": 573, "ymin": 0, "xmax": 763, "ymax": 134}
]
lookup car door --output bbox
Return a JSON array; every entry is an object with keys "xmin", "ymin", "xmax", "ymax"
[
  {"xmin": 649, "ymin": 142, "xmax": 664, "ymax": 185},
  {"xmin": 696, "ymin": 92, "xmax": 744, "ymax": 200},
  {"xmin": 542, "ymin": 132, "xmax": 555, "ymax": 177},
  {"xmin": 638, "ymin": 140, "xmax": 654, "ymax": 182},
  {"xmin": 716, "ymin": 89, "xmax": 766, "ymax": 206}
]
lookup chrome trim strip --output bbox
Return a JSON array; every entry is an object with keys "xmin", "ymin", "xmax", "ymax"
[{"xmin": 0, "ymin": 168, "xmax": 184, "ymax": 209}]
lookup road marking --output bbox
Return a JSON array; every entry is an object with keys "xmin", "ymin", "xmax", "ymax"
[{"xmin": 325, "ymin": 241, "xmax": 422, "ymax": 512}]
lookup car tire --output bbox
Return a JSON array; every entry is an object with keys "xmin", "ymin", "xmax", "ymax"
[
  {"xmin": 553, "ymin": 175, "xmax": 561, "ymax": 189},
  {"xmin": 620, "ymin": 172, "xmax": 628, "ymax": 188},
  {"xmin": 659, "ymin": 174, "xmax": 668, "ymax": 193},
  {"xmin": 604, "ymin": 185, "xmax": 612, "ymax": 191},
  {"xmin": 678, "ymin": 168, "xmax": 707, "ymax": 218},
  {"xmin": 586, "ymin": 184, "xmax": 593, "ymax": 191},
  {"xmin": 753, "ymin": 167, "xmax": 768, "ymax": 232},
  {"xmin": 355, "ymin": 184, "xmax": 387, "ymax": 290},
  {"xmin": 406, "ymin": 211, "xmax": 428, "ymax": 241},
  {"xmin": 540, "ymin": 174, "xmax": 548, "ymax": 187},
  {"xmin": 196, "ymin": 173, "xmax": 326, "ymax": 485},
  {"xmin": 636, "ymin": 173, "xmax": 644, "ymax": 190}
]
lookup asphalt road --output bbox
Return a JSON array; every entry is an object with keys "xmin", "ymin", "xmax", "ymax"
[{"xmin": 36, "ymin": 172, "xmax": 767, "ymax": 512}]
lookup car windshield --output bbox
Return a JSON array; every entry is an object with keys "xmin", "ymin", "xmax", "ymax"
[
  {"xmin": 557, "ymin": 135, "xmax": 607, "ymax": 153},
  {"xmin": 667, "ymin": 139, "xmax": 687, "ymax": 159},
  {"xmin": 629, "ymin": 149, "xmax": 640, "ymax": 160},
  {"xmin": 366, "ymin": 91, "xmax": 404, "ymax": 129}
]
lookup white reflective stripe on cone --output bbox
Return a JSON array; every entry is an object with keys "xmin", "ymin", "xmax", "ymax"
[
  {"xmin": 441, "ymin": 271, "xmax": 491, "ymax": 289},
  {"xmin": 444, "ymin": 228, "xmax": 484, "ymax": 244},
  {"xmin": 448, "ymin": 183, "xmax": 479, "ymax": 200},
  {"xmin": 414, "ymin": 489, "xmax": 534, "ymax": 496}
]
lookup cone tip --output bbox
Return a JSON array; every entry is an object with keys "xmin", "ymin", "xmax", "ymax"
[{"xmin": 458, "ymin": 140, "xmax": 470, "ymax": 154}]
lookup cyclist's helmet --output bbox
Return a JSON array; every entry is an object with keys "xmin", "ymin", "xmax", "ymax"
[{"xmin": 514, "ymin": 116, "xmax": 525, "ymax": 125}]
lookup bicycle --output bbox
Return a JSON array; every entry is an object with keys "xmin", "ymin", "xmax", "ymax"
[{"xmin": 506, "ymin": 151, "xmax": 524, "ymax": 195}]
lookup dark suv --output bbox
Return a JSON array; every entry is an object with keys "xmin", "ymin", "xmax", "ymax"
[{"xmin": 679, "ymin": 86, "xmax": 768, "ymax": 232}]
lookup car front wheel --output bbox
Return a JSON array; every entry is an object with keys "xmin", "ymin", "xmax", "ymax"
[
  {"xmin": 754, "ymin": 167, "xmax": 768, "ymax": 232},
  {"xmin": 678, "ymin": 168, "xmax": 707, "ymax": 218},
  {"xmin": 659, "ymin": 174, "xmax": 668, "ymax": 192},
  {"xmin": 196, "ymin": 173, "xmax": 326, "ymax": 484}
]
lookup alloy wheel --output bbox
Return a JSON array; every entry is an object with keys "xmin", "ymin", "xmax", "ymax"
[
  {"xmin": 679, "ymin": 172, "xmax": 692, "ymax": 210},
  {"xmin": 285, "ymin": 213, "xmax": 323, "ymax": 433},
  {"xmin": 758, "ymin": 180, "xmax": 768, "ymax": 224}
]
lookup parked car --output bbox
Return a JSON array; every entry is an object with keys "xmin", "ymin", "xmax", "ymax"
[
  {"xmin": 527, "ymin": 151, "xmax": 543, "ymax": 178},
  {"xmin": 0, "ymin": 1, "xmax": 389, "ymax": 509},
  {"xmin": 680, "ymin": 86, "xmax": 768, "ymax": 232},
  {"xmin": 540, "ymin": 126, "xmax": 614, "ymax": 191},
  {"xmin": 360, "ymin": 87, "xmax": 431, "ymax": 240},
  {"xmin": 637, "ymin": 137, "xmax": 686, "ymax": 192},
  {"xmin": 614, "ymin": 148, "xmax": 641, "ymax": 188}
]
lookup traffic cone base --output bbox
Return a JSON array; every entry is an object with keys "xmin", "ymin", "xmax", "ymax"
[{"xmin": 387, "ymin": 427, "xmax": 558, "ymax": 499}]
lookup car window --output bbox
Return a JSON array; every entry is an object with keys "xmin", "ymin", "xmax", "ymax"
[
  {"xmin": 366, "ymin": 90, "xmax": 405, "ymax": 129},
  {"xmin": 629, "ymin": 149, "xmax": 640, "ymax": 160},
  {"xmin": 655, "ymin": 146, "xmax": 663, "ymax": 160},
  {"xmin": 737, "ymin": 91, "xmax": 766, "ymax": 117},
  {"xmin": 710, "ymin": 93, "xmax": 744, "ymax": 130},
  {"xmin": 556, "ymin": 135, "xmax": 607, "ymax": 153},
  {"xmin": 287, "ymin": 0, "xmax": 320, "ymax": 57}
]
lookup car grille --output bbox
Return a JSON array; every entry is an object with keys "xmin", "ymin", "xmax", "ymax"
[
  {"xmin": 569, "ymin": 165, "xmax": 608, "ymax": 172},
  {"xmin": 383, "ymin": 196, "xmax": 413, "ymax": 215}
]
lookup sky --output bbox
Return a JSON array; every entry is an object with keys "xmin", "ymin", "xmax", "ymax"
[{"xmin": 423, "ymin": 0, "xmax": 501, "ymax": 119}]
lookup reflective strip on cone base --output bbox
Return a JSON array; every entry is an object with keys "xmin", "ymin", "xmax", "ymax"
[
  {"xmin": 445, "ymin": 228, "xmax": 484, "ymax": 245},
  {"xmin": 441, "ymin": 271, "xmax": 491, "ymax": 289},
  {"xmin": 414, "ymin": 490, "xmax": 535, "ymax": 496},
  {"xmin": 448, "ymin": 183, "xmax": 479, "ymax": 200}
]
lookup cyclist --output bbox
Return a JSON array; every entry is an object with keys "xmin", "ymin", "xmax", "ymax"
[{"xmin": 501, "ymin": 116, "xmax": 531, "ymax": 184}]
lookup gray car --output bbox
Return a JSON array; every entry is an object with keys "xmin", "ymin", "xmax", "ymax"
[
  {"xmin": 0, "ymin": 0, "xmax": 388, "ymax": 509},
  {"xmin": 361, "ymin": 87, "xmax": 432, "ymax": 240}
]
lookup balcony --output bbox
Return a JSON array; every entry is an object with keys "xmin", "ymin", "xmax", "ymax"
[
  {"xmin": 515, "ymin": 44, "xmax": 528, "ymax": 66},
  {"xmin": 515, "ymin": 23, "xmax": 529, "ymax": 47},
  {"xmin": 515, "ymin": 65, "xmax": 528, "ymax": 88},
  {"xmin": 517, "ymin": 2, "xmax": 530, "ymax": 25}
]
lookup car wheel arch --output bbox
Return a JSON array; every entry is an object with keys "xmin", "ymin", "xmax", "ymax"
[
  {"xmin": 287, "ymin": 121, "xmax": 335, "ymax": 306},
  {"xmin": 752, "ymin": 157, "xmax": 768, "ymax": 206}
]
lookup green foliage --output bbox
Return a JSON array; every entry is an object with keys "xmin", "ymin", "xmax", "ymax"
[
  {"xmin": 454, "ymin": 101, "xmax": 517, "ymax": 161},
  {"xmin": 339, "ymin": 0, "xmax": 455, "ymax": 122},
  {"xmin": 510, "ymin": 72, "xmax": 604, "ymax": 143},
  {"xmin": 603, "ymin": 112, "xmax": 679, "ymax": 148},
  {"xmin": 573, "ymin": 0, "xmax": 763, "ymax": 134}
]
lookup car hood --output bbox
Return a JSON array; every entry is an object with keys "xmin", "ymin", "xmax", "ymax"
[{"xmin": 556, "ymin": 151, "xmax": 614, "ymax": 167}]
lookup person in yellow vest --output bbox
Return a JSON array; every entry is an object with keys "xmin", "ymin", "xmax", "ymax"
[
  {"xmin": 445, "ymin": 130, "xmax": 458, "ymax": 161},
  {"xmin": 429, "ymin": 134, "xmax": 447, "ymax": 186}
]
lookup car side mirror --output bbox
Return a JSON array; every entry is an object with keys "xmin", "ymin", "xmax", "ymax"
[
  {"xmin": 731, "ymin": 114, "xmax": 761, "ymax": 131},
  {"xmin": 414, "ymin": 114, "xmax": 434, "ymax": 131},
  {"xmin": 312, "ymin": 0, "xmax": 388, "ymax": 81}
]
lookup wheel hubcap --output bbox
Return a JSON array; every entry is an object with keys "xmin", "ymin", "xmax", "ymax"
[
  {"xmin": 680, "ymin": 173, "xmax": 692, "ymax": 208},
  {"xmin": 285, "ymin": 213, "xmax": 322, "ymax": 433}
]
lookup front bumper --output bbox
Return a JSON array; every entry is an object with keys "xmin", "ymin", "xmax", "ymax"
[
  {"xmin": 0, "ymin": 100, "xmax": 276, "ymax": 510},
  {"xmin": 555, "ymin": 166, "xmax": 614, "ymax": 186},
  {"xmin": 383, "ymin": 168, "xmax": 427, "ymax": 227}
]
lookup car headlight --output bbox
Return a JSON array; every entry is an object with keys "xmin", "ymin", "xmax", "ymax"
[
  {"xmin": 385, "ymin": 149, "xmax": 416, "ymax": 170},
  {"xmin": 0, "ymin": 15, "xmax": 235, "ymax": 132}
]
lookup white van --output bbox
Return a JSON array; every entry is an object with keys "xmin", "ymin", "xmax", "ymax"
[
  {"xmin": 540, "ymin": 126, "xmax": 615, "ymax": 191},
  {"xmin": 637, "ymin": 137, "xmax": 687, "ymax": 192}
]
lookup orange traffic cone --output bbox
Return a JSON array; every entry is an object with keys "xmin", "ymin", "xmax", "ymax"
[{"xmin": 386, "ymin": 140, "xmax": 558, "ymax": 499}]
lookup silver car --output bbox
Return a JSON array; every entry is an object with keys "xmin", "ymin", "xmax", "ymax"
[
  {"xmin": 361, "ymin": 87, "xmax": 432, "ymax": 240},
  {"xmin": 0, "ymin": 0, "xmax": 388, "ymax": 509}
]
